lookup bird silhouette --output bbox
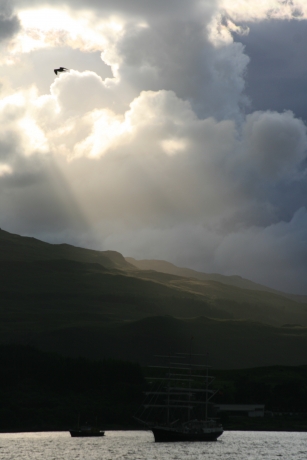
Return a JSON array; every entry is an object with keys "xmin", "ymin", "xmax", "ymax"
[{"xmin": 54, "ymin": 67, "xmax": 69, "ymax": 75}]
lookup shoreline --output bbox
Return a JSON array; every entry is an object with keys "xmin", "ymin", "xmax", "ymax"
[{"xmin": 2, "ymin": 423, "xmax": 307, "ymax": 434}]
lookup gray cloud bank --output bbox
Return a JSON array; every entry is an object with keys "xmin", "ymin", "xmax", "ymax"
[
  {"xmin": 0, "ymin": 0, "xmax": 307, "ymax": 294},
  {"xmin": 235, "ymin": 19, "xmax": 307, "ymax": 121}
]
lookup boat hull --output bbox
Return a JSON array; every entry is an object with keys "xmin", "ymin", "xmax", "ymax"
[
  {"xmin": 152, "ymin": 427, "xmax": 223, "ymax": 442},
  {"xmin": 69, "ymin": 430, "xmax": 105, "ymax": 437}
]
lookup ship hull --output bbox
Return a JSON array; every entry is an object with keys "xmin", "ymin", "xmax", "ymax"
[{"xmin": 152, "ymin": 427, "xmax": 223, "ymax": 442}]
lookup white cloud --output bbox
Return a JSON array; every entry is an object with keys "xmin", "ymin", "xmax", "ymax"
[
  {"xmin": 50, "ymin": 70, "xmax": 115, "ymax": 114},
  {"xmin": 0, "ymin": 163, "xmax": 12, "ymax": 176},
  {"xmin": 161, "ymin": 138, "xmax": 187, "ymax": 156},
  {"xmin": 3, "ymin": 2, "xmax": 250, "ymax": 120}
]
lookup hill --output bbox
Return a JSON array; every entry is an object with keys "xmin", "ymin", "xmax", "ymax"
[
  {"xmin": 0, "ymin": 228, "xmax": 133, "ymax": 271},
  {"xmin": 0, "ymin": 344, "xmax": 144, "ymax": 432},
  {"xmin": 127, "ymin": 268, "xmax": 307, "ymax": 326},
  {"xmin": 127, "ymin": 257, "xmax": 307, "ymax": 304},
  {"xmin": 126, "ymin": 258, "xmax": 277, "ymax": 294},
  {"xmin": 1, "ymin": 258, "xmax": 307, "ymax": 367},
  {"xmin": 29, "ymin": 315, "xmax": 307, "ymax": 369},
  {"xmin": 1, "ymin": 228, "xmax": 307, "ymax": 368}
]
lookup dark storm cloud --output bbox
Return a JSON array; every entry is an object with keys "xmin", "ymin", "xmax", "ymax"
[
  {"xmin": 234, "ymin": 19, "xmax": 307, "ymax": 120},
  {"xmin": 0, "ymin": 1, "xmax": 20, "ymax": 41}
]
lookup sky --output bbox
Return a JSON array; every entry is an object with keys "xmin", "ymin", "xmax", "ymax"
[{"xmin": 0, "ymin": 0, "xmax": 307, "ymax": 294}]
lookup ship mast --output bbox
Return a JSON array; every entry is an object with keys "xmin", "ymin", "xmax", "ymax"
[
  {"xmin": 167, "ymin": 351, "xmax": 170, "ymax": 426},
  {"xmin": 135, "ymin": 348, "xmax": 220, "ymax": 429}
]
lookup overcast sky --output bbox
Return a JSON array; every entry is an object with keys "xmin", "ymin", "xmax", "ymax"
[{"xmin": 0, "ymin": 0, "xmax": 307, "ymax": 294}]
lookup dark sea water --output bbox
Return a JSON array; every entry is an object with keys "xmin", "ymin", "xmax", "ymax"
[{"xmin": 1, "ymin": 430, "xmax": 307, "ymax": 459}]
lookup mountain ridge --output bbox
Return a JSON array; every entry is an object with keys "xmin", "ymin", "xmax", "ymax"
[
  {"xmin": 1, "ymin": 228, "xmax": 307, "ymax": 368},
  {"xmin": 126, "ymin": 257, "xmax": 307, "ymax": 303},
  {"xmin": 0, "ymin": 228, "xmax": 134, "ymax": 271}
]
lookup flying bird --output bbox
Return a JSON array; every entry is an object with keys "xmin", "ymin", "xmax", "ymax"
[{"xmin": 54, "ymin": 67, "xmax": 69, "ymax": 75}]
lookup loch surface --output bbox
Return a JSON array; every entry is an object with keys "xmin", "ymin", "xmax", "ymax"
[{"xmin": 1, "ymin": 430, "xmax": 307, "ymax": 459}]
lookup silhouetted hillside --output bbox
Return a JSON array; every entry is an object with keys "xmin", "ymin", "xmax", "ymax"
[
  {"xmin": 0, "ymin": 228, "xmax": 134, "ymax": 270},
  {"xmin": 0, "ymin": 344, "xmax": 144, "ymax": 432},
  {"xmin": 26, "ymin": 315, "xmax": 307, "ymax": 369},
  {"xmin": 1, "ymin": 229, "xmax": 307, "ymax": 368}
]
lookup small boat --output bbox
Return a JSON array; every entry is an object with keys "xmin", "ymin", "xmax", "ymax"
[
  {"xmin": 70, "ymin": 416, "xmax": 105, "ymax": 437},
  {"xmin": 69, "ymin": 426, "xmax": 105, "ymax": 437},
  {"xmin": 135, "ymin": 350, "xmax": 223, "ymax": 442}
]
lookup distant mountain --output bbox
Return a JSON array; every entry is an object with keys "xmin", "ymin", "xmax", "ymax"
[
  {"xmin": 126, "ymin": 257, "xmax": 307, "ymax": 304},
  {"xmin": 1, "ymin": 228, "xmax": 307, "ymax": 368},
  {"xmin": 126, "ymin": 257, "xmax": 281, "ymax": 294},
  {"xmin": 125, "ymin": 268, "xmax": 307, "ymax": 327}
]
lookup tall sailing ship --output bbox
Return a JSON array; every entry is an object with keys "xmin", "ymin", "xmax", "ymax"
[{"xmin": 135, "ymin": 351, "xmax": 223, "ymax": 442}]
